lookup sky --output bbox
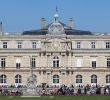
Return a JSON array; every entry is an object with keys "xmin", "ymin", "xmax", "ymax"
[{"xmin": 0, "ymin": 0, "xmax": 110, "ymax": 32}]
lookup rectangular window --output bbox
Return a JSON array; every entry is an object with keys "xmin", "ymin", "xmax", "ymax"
[
  {"xmin": 31, "ymin": 58, "xmax": 36, "ymax": 68},
  {"xmin": 76, "ymin": 59, "xmax": 82, "ymax": 67},
  {"xmin": 106, "ymin": 42, "xmax": 110, "ymax": 48},
  {"xmin": 1, "ymin": 58, "xmax": 6, "ymax": 69},
  {"xmin": 92, "ymin": 58, "xmax": 96, "ymax": 68},
  {"xmin": 32, "ymin": 42, "xmax": 36, "ymax": 49},
  {"xmin": 16, "ymin": 59, "xmax": 21, "ymax": 69},
  {"xmin": 53, "ymin": 60, "xmax": 59, "ymax": 67},
  {"xmin": 3, "ymin": 42, "xmax": 7, "ymax": 48},
  {"xmin": 91, "ymin": 42, "xmax": 95, "ymax": 48},
  {"xmin": 92, "ymin": 61, "xmax": 96, "ymax": 68},
  {"xmin": 76, "ymin": 42, "xmax": 81, "ymax": 48},
  {"xmin": 53, "ymin": 61, "xmax": 56, "ymax": 67},
  {"xmin": 17, "ymin": 42, "xmax": 22, "ymax": 48},
  {"xmin": 16, "ymin": 63, "xmax": 21, "ymax": 69},
  {"xmin": 107, "ymin": 58, "xmax": 110, "ymax": 68}
]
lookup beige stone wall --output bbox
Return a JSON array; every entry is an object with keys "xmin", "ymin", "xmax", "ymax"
[{"xmin": 0, "ymin": 35, "xmax": 110, "ymax": 86}]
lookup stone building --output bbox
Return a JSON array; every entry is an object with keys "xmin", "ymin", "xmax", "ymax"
[{"xmin": 0, "ymin": 11, "xmax": 110, "ymax": 87}]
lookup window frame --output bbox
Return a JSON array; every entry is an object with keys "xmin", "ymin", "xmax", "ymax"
[
  {"xmin": 17, "ymin": 42, "xmax": 22, "ymax": 49},
  {"xmin": 91, "ymin": 42, "xmax": 95, "ymax": 48},
  {"xmin": 32, "ymin": 42, "xmax": 37, "ymax": 49},
  {"xmin": 76, "ymin": 41, "xmax": 81, "ymax": 49},
  {"xmin": 31, "ymin": 58, "xmax": 36, "ymax": 69},
  {"xmin": 106, "ymin": 75, "xmax": 110, "ymax": 83},
  {"xmin": 0, "ymin": 74, "xmax": 6, "ymax": 83},
  {"xmin": 3, "ymin": 42, "xmax": 7, "ymax": 48},
  {"xmin": 106, "ymin": 42, "xmax": 110, "ymax": 49},
  {"xmin": 53, "ymin": 57, "xmax": 59, "ymax": 68},
  {"xmin": 1, "ymin": 58, "xmax": 6, "ymax": 69},
  {"xmin": 15, "ymin": 75, "xmax": 22, "ymax": 83},
  {"xmin": 92, "ymin": 61, "xmax": 96, "ymax": 68},
  {"xmin": 53, "ymin": 75, "xmax": 59, "ymax": 83},
  {"xmin": 91, "ymin": 75, "xmax": 97, "ymax": 83},
  {"xmin": 107, "ymin": 58, "xmax": 110, "ymax": 68},
  {"xmin": 76, "ymin": 75, "xmax": 82, "ymax": 83}
]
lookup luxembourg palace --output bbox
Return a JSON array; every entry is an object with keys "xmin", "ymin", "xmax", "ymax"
[{"xmin": 0, "ymin": 11, "xmax": 110, "ymax": 87}]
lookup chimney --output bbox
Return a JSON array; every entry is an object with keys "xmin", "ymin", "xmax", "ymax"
[
  {"xmin": 0, "ymin": 21, "xmax": 3, "ymax": 35},
  {"xmin": 69, "ymin": 18, "xmax": 74, "ymax": 29},
  {"xmin": 40, "ymin": 18, "xmax": 46, "ymax": 29}
]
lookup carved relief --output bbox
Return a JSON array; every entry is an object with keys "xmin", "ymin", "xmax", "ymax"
[
  {"xmin": 51, "ymin": 38, "xmax": 61, "ymax": 50},
  {"xmin": 61, "ymin": 43, "xmax": 67, "ymax": 50},
  {"xmin": 44, "ymin": 38, "xmax": 71, "ymax": 51}
]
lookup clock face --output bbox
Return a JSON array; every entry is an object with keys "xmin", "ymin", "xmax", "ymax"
[{"xmin": 48, "ymin": 23, "xmax": 64, "ymax": 34}]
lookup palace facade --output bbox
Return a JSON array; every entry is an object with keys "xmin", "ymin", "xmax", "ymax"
[{"xmin": 0, "ymin": 12, "xmax": 110, "ymax": 87}]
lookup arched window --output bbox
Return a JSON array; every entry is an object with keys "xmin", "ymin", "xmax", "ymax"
[
  {"xmin": 91, "ymin": 75, "xmax": 97, "ymax": 83},
  {"xmin": 53, "ymin": 57, "xmax": 59, "ymax": 67},
  {"xmin": 0, "ymin": 74, "xmax": 6, "ymax": 83},
  {"xmin": 15, "ymin": 75, "xmax": 22, "ymax": 83},
  {"xmin": 53, "ymin": 75, "xmax": 59, "ymax": 83},
  {"xmin": 76, "ymin": 75, "xmax": 82, "ymax": 83},
  {"xmin": 106, "ymin": 75, "xmax": 110, "ymax": 83}
]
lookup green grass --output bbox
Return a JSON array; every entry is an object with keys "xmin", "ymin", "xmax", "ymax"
[{"xmin": 0, "ymin": 95, "xmax": 110, "ymax": 100}]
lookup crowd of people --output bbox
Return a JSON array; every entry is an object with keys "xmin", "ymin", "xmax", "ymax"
[{"xmin": 0, "ymin": 84, "xmax": 110, "ymax": 96}]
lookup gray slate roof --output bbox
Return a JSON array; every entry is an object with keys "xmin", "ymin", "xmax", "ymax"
[{"xmin": 22, "ymin": 21, "xmax": 92, "ymax": 35}]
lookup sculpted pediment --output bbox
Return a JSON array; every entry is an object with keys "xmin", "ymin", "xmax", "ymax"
[{"xmin": 44, "ymin": 38, "xmax": 71, "ymax": 51}]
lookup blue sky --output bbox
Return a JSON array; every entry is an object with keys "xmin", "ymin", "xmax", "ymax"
[{"xmin": 0, "ymin": 0, "xmax": 110, "ymax": 32}]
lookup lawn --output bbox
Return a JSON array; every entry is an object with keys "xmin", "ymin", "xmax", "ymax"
[{"xmin": 0, "ymin": 96, "xmax": 110, "ymax": 100}]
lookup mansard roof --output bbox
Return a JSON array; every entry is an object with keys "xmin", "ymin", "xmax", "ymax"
[
  {"xmin": 22, "ymin": 28, "xmax": 92, "ymax": 35},
  {"xmin": 22, "ymin": 12, "xmax": 92, "ymax": 35}
]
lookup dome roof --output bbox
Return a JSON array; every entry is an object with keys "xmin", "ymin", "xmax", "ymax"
[{"xmin": 54, "ymin": 13, "xmax": 59, "ymax": 18}]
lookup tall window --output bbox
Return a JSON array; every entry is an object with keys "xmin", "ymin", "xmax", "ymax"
[
  {"xmin": 53, "ymin": 57, "xmax": 59, "ymax": 67},
  {"xmin": 106, "ymin": 42, "xmax": 110, "ymax": 48},
  {"xmin": 32, "ymin": 42, "xmax": 36, "ymax": 49},
  {"xmin": 76, "ymin": 75, "xmax": 82, "ymax": 83},
  {"xmin": 53, "ymin": 75, "xmax": 59, "ymax": 83},
  {"xmin": 1, "ymin": 58, "xmax": 6, "ymax": 69},
  {"xmin": 91, "ymin": 42, "xmax": 95, "ymax": 48},
  {"xmin": 107, "ymin": 58, "xmax": 110, "ymax": 68},
  {"xmin": 3, "ymin": 42, "xmax": 7, "ymax": 48},
  {"xmin": 106, "ymin": 75, "xmax": 110, "ymax": 83},
  {"xmin": 17, "ymin": 42, "xmax": 22, "ymax": 48},
  {"xmin": 16, "ymin": 59, "xmax": 21, "ymax": 69},
  {"xmin": 92, "ymin": 58, "xmax": 96, "ymax": 68},
  {"xmin": 76, "ymin": 59, "xmax": 82, "ymax": 67},
  {"xmin": 31, "ymin": 58, "xmax": 36, "ymax": 68},
  {"xmin": 15, "ymin": 75, "xmax": 22, "ymax": 83},
  {"xmin": 0, "ymin": 74, "xmax": 6, "ymax": 83},
  {"xmin": 76, "ymin": 42, "xmax": 81, "ymax": 48},
  {"xmin": 91, "ymin": 75, "xmax": 97, "ymax": 83}
]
